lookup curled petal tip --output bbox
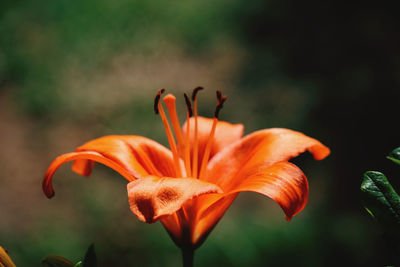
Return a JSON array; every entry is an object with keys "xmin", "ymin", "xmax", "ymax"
[
  {"xmin": 46, "ymin": 191, "xmax": 55, "ymax": 199},
  {"xmin": 310, "ymin": 144, "xmax": 331, "ymax": 160},
  {"xmin": 42, "ymin": 172, "xmax": 55, "ymax": 198},
  {"xmin": 42, "ymin": 182, "xmax": 55, "ymax": 198}
]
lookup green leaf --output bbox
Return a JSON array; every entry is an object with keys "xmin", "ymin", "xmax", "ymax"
[
  {"xmin": 361, "ymin": 171, "xmax": 400, "ymax": 236},
  {"xmin": 74, "ymin": 262, "xmax": 82, "ymax": 267},
  {"xmin": 387, "ymin": 147, "xmax": 400, "ymax": 165},
  {"xmin": 42, "ymin": 255, "xmax": 75, "ymax": 267},
  {"xmin": 82, "ymin": 244, "xmax": 97, "ymax": 267}
]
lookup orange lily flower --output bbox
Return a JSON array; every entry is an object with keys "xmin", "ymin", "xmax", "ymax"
[{"xmin": 43, "ymin": 88, "xmax": 330, "ymax": 266}]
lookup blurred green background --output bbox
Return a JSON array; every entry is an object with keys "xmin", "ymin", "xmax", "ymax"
[{"xmin": 1, "ymin": 0, "xmax": 400, "ymax": 266}]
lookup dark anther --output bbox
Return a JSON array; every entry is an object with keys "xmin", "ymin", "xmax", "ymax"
[
  {"xmin": 191, "ymin": 86, "xmax": 204, "ymax": 101},
  {"xmin": 154, "ymin": 89, "xmax": 166, "ymax": 114},
  {"xmin": 184, "ymin": 93, "xmax": 193, "ymax": 117},
  {"xmin": 214, "ymin": 90, "xmax": 227, "ymax": 118},
  {"xmin": 216, "ymin": 90, "xmax": 222, "ymax": 103}
]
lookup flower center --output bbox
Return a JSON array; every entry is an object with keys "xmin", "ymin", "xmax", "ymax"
[{"xmin": 153, "ymin": 88, "xmax": 227, "ymax": 179}]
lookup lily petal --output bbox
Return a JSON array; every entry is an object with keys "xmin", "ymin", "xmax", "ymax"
[
  {"xmin": 160, "ymin": 215, "xmax": 183, "ymax": 245},
  {"xmin": 232, "ymin": 161, "xmax": 309, "ymax": 220},
  {"xmin": 205, "ymin": 128, "xmax": 330, "ymax": 188},
  {"xmin": 43, "ymin": 151, "xmax": 135, "ymax": 198},
  {"xmin": 192, "ymin": 161, "xmax": 308, "ymax": 244},
  {"xmin": 127, "ymin": 175, "xmax": 222, "ymax": 223},
  {"xmin": 43, "ymin": 135, "xmax": 182, "ymax": 198},
  {"xmin": 182, "ymin": 116, "xmax": 244, "ymax": 169},
  {"xmin": 73, "ymin": 135, "xmax": 181, "ymax": 178},
  {"xmin": 190, "ymin": 128, "xmax": 329, "ymax": 245}
]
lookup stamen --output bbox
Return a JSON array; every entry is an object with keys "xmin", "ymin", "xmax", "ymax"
[
  {"xmin": 198, "ymin": 118, "xmax": 217, "ymax": 179},
  {"xmin": 154, "ymin": 90, "xmax": 182, "ymax": 177},
  {"xmin": 199, "ymin": 90, "xmax": 228, "ymax": 179},
  {"xmin": 183, "ymin": 93, "xmax": 192, "ymax": 177},
  {"xmin": 191, "ymin": 86, "xmax": 204, "ymax": 101},
  {"xmin": 154, "ymin": 88, "xmax": 165, "ymax": 114},
  {"xmin": 191, "ymin": 87, "xmax": 203, "ymax": 178},
  {"xmin": 214, "ymin": 90, "xmax": 227, "ymax": 119},
  {"xmin": 183, "ymin": 93, "xmax": 193, "ymax": 117}
]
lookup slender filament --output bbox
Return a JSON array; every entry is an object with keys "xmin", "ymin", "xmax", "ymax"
[
  {"xmin": 191, "ymin": 87, "xmax": 203, "ymax": 178},
  {"xmin": 198, "ymin": 117, "xmax": 218, "ymax": 179},
  {"xmin": 184, "ymin": 108, "xmax": 192, "ymax": 177},
  {"xmin": 198, "ymin": 90, "xmax": 227, "ymax": 179},
  {"xmin": 183, "ymin": 93, "xmax": 193, "ymax": 177}
]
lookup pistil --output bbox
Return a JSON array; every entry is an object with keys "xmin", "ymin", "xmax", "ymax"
[
  {"xmin": 163, "ymin": 94, "xmax": 185, "ymax": 152},
  {"xmin": 163, "ymin": 93, "xmax": 193, "ymax": 177},
  {"xmin": 154, "ymin": 89, "xmax": 182, "ymax": 177}
]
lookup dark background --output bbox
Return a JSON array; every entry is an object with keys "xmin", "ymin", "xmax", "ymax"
[{"xmin": 1, "ymin": 0, "xmax": 400, "ymax": 266}]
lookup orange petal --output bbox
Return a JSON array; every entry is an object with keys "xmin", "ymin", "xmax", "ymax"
[
  {"xmin": 160, "ymin": 215, "xmax": 183, "ymax": 246},
  {"xmin": 192, "ymin": 161, "xmax": 308, "ymax": 245},
  {"xmin": 73, "ymin": 135, "xmax": 182, "ymax": 178},
  {"xmin": 205, "ymin": 128, "xmax": 330, "ymax": 188},
  {"xmin": 181, "ymin": 116, "xmax": 243, "ymax": 172},
  {"xmin": 127, "ymin": 175, "xmax": 222, "ymax": 223},
  {"xmin": 231, "ymin": 161, "xmax": 309, "ymax": 220},
  {"xmin": 43, "ymin": 135, "xmax": 182, "ymax": 198},
  {"xmin": 43, "ymin": 151, "xmax": 135, "ymax": 198},
  {"xmin": 190, "ymin": 193, "xmax": 238, "ymax": 247}
]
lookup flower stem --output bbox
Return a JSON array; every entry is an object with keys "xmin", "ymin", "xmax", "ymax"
[{"xmin": 181, "ymin": 247, "xmax": 194, "ymax": 267}]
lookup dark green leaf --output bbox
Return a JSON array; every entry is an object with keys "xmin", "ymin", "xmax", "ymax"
[
  {"xmin": 42, "ymin": 255, "xmax": 74, "ymax": 267},
  {"xmin": 361, "ymin": 171, "xmax": 400, "ymax": 236},
  {"xmin": 82, "ymin": 244, "xmax": 97, "ymax": 267},
  {"xmin": 387, "ymin": 147, "xmax": 400, "ymax": 165}
]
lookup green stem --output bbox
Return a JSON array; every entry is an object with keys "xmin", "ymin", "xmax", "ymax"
[{"xmin": 181, "ymin": 247, "xmax": 194, "ymax": 267}]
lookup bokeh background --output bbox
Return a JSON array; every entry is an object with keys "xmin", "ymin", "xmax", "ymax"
[{"xmin": 1, "ymin": 0, "xmax": 400, "ymax": 266}]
